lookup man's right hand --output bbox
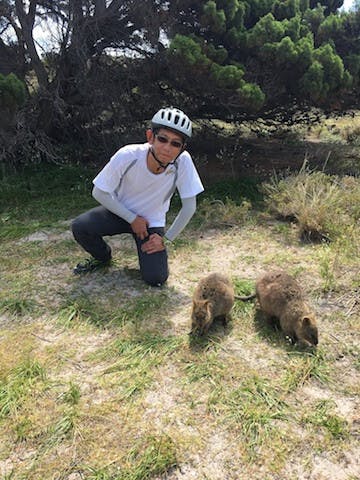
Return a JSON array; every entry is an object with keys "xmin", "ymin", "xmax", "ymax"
[{"xmin": 131, "ymin": 216, "xmax": 149, "ymax": 239}]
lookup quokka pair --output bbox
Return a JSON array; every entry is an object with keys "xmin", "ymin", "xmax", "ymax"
[{"xmin": 190, "ymin": 270, "xmax": 319, "ymax": 348}]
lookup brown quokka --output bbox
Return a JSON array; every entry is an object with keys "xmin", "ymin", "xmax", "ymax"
[
  {"xmin": 191, "ymin": 273, "xmax": 235, "ymax": 336},
  {"xmin": 254, "ymin": 270, "xmax": 319, "ymax": 348},
  {"xmin": 236, "ymin": 271, "xmax": 318, "ymax": 347}
]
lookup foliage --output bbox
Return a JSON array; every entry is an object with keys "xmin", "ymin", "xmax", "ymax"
[
  {"xmin": 0, "ymin": 73, "xmax": 26, "ymax": 126},
  {"xmin": 165, "ymin": 0, "xmax": 358, "ymax": 114}
]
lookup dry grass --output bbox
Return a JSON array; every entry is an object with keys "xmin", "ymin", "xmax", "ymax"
[
  {"xmin": 261, "ymin": 161, "xmax": 360, "ymax": 243},
  {"xmin": 0, "ymin": 168, "xmax": 359, "ymax": 480}
]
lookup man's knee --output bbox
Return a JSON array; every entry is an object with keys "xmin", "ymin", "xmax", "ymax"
[
  {"xmin": 71, "ymin": 215, "xmax": 88, "ymax": 239},
  {"xmin": 71, "ymin": 216, "xmax": 81, "ymax": 235}
]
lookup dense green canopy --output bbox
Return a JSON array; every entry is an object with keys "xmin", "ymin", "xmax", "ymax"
[{"xmin": 166, "ymin": 0, "xmax": 359, "ymax": 111}]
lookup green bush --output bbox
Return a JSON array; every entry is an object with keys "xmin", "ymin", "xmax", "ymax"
[
  {"xmin": 0, "ymin": 73, "xmax": 26, "ymax": 109},
  {"xmin": 0, "ymin": 73, "xmax": 26, "ymax": 127}
]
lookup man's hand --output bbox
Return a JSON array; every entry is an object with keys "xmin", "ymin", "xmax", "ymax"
[
  {"xmin": 131, "ymin": 216, "xmax": 149, "ymax": 239},
  {"xmin": 141, "ymin": 233, "xmax": 166, "ymax": 254}
]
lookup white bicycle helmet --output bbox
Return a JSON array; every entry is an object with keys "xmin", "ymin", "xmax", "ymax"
[{"xmin": 151, "ymin": 107, "xmax": 192, "ymax": 138}]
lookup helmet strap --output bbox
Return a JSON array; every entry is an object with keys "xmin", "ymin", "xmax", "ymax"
[{"xmin": 149, "ymin": 147, "xmax": 181, "ymax": 172}]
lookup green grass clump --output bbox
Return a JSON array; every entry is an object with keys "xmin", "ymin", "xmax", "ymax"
[
  {"xmin": 100, "ymin": 334, "xmax": 183, "ymax": 398},
  {"xmin": 281, "ymin": 350, "xmax": 330, "ymax": 392},
  {"xmin": 0, "ymin": 357, "xmax": 47, "ymax": 418},
  {"xmin": 0, "ymin": 297, "xmax": 38, "ymax": 317}
]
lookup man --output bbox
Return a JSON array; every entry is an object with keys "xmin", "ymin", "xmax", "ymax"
[{"xmin": 71, "ymin": 107, "xmax": 204, "ymax": 286}]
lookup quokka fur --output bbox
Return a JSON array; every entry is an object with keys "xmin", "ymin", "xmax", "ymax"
[
  {"xmin": 191, "ymin": 272, "xmax": 235, "ymax": 336},
  {"xmin": 252, "ymin": 270, "xmax": 319, "ymax": 347}
]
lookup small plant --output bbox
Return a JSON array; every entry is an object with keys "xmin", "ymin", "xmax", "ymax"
[
  {"xmin": 85, "ymin": 434, "xmax": 177, "ymax": 480},
  {"xmin": 209, "ymin": 376, "xmax": 288, "ymax": 456},
  {"xmin": 101, "ymin": 334, "xmax": 183, "ymax": 398},
  {"xmin": 302, "ymin": 399, "xmax": 349, "ymax": 439},
  {"xmin": 183, "ymin": 351, "xmax": 225, "ymax": 383},
  {"xmin": 61, "ymin": 381, "xmax": 81, "ymax": 406},
  {"xmin": 47, "ymin": 408, "xmax": 79, "ymax": 446},
  {"xmin": 341, "ymin": 119, "xmax": 360, "ymax": 145},
  {"xmin": 57, "ymin": 297, "xmax": 108, "ymax": 327},
  {"xmin": 14, "ymin": 416, "xmax": 33, "ymax": 442},
  {"xmin": 318, "ymin": 244, "xmax": 337, "ymax": 292},
  {"xmin": 125, "ymin": 434, "xmax": 177, "ymax": 479},
  {"xmin": 233, "ymin": 277, "xmax": 255, "ymax": 297}
]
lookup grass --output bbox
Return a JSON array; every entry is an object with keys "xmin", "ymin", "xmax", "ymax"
[
  {"xmin": 0, "ymin": 357, "xmax": 47, "ymax": 418},
  {"xmin": 261, "ymin": 160, "xmax": 360, "ymax": 243},
  {"xmin": 301, "ymin": 399, "xmax": 350, "ymax": 440},
  {"xmin": 0, "ymin": 162, "xmax": 97, "ymax": 240},
  {"xmin": 0, "ymin": 161, "xmax": 359, "ymax": 479}
]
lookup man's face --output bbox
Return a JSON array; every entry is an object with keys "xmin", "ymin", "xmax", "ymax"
[{"xmin": 147, "ymin": 128, "xmax": 185, "ymax": 164}]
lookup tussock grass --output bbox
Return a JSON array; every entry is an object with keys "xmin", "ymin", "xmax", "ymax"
[
  {"xmin": 99, "ymin": 334, "xmax": 184, "ymax": 399},
  {"xmin": 0, "ymin": 357, "xmax": 47, "ymax": 418},
  {"xmin": 0, "ymin": 162, "xmax": 359, "ymax": 479},
  {"xmin": 262, "ymin": 161, "xmax": 360, "ymax": 243},
  {"xmin": 0, "ymin": 297, "xmax": 38, "ymax": 317}
]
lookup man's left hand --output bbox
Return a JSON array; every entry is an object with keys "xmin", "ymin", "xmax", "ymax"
[{"xmin": 141, "ymin": 233, "xmax": 166, "ymax": 254}]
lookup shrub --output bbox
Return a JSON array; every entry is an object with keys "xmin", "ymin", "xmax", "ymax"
[
  {"xmin": 0, "ymin": 73, "xmax": 26, "ymax": 127},
  {"xmin": 261, "ymin": 162, "xmax": 359, "ymax": 242},
  {"xmin": 0, "ymin": 73, "xmax": 26, "ymax": 110}
]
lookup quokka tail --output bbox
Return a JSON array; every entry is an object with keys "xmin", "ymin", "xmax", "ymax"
[{"xmin": 234, "ymin": 293, "xmax": 256, "ymax": 302}]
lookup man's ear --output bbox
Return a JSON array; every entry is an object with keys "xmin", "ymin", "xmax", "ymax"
[{"xmin": 146, "ymin": 129, "xmax": 154, "ymax": 144}]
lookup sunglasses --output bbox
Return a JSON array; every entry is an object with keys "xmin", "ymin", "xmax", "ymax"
[{"xmin": 155, "ymin": 134, "xmax": 184, "ymax": 149}]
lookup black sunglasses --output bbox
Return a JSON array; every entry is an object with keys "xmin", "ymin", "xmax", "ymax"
[{"xmin": 155, "ymin": 134, "xmax": 184, "ymax": 149}]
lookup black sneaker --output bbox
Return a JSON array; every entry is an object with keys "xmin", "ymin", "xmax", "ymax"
[{"xmin": 73, "ymin": 258, "xmax": 111, "ymax": 275}]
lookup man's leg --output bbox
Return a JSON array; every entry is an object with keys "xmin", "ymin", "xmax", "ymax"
[
  {"xmin": 72, "ymin": 206, "xmax": 132, "ymax": 262},
  {"xmin": 134, "ymin": 228, "xmax": 169, "ymax": 287}
]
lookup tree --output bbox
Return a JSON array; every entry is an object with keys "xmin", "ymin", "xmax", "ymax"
[
  {"xmin": 1, "ymin": 0, "xmax": 360, "ymax": 167},
  {"xmin": 164, "ymin": 0, "xmax": 358, "ymax": 114},
  {"xmin": 0, "ymin": 1, "xmax": 168, "ymax": 131}
]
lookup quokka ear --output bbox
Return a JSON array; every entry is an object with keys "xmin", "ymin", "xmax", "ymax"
[
  {"xmin": 302, "ymin": 316, "xmax": 312, "ymax": 326},
  {"xmin": 197, "ymin": 298, "xmax": 208, "ymax": 307}
]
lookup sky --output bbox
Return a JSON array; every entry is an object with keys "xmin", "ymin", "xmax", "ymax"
[{"xmin": 341, "ymin": 0, "xmax": 356, "ymax": 10}]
